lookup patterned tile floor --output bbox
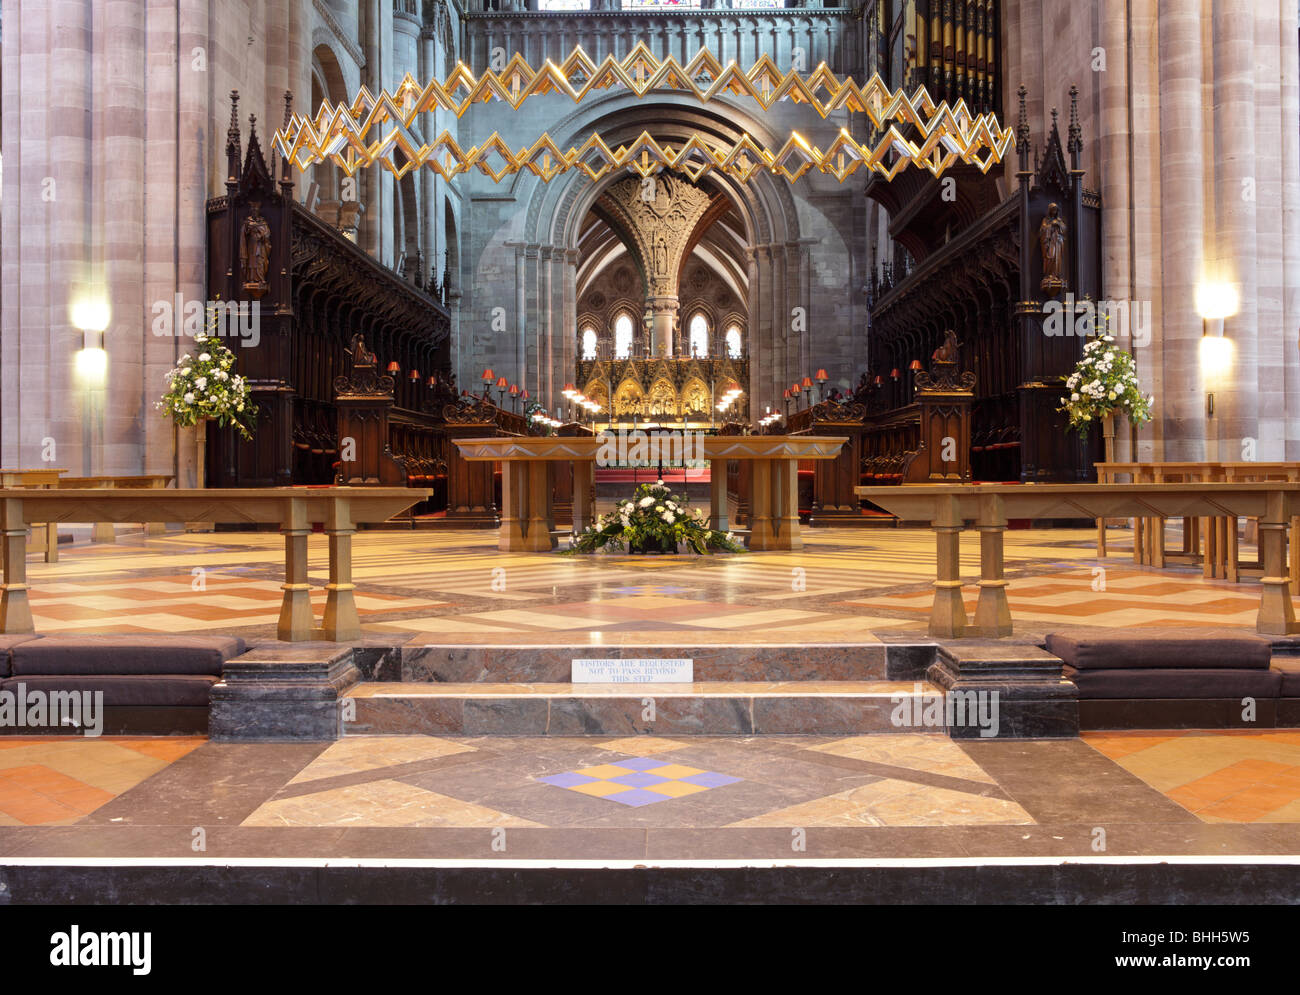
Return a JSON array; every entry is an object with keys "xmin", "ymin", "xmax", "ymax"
[
  {"xmin": 18, "ymin": 523, "xmax": 1286, "ymax": 642},
  {"xmin": 3, "ymin": 732, "xmax": 1300, "ymax": 858}
]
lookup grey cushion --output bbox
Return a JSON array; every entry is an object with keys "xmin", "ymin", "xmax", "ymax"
[
  {"xmin": 1065, "ymin": 665, "xmax": 1283, "ymax": 699},
  {"xmin": 1, "ymin": 675, "xmax": 218, "ymax": 708},
  {"xmin": 11, "ymin": 635, "xmax": 245, "ymax": 677},
  {"xmin": 1047, "ymin": 628, "xmax": 1272, "ymax": 671},
  {"xmin": 0, "ymin": 635, "xmax": 41, "ymax": 678},
  {"xmin": 1271, "ymin": 656, "xmax": 1300, "ymax": 698}
]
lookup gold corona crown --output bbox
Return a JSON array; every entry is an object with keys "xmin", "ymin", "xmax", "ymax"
[{"xmin": 272, "ymin": 44, "xmax": 1013, "ymax": 183}]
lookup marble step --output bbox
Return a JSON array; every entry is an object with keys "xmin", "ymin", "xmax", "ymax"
[
  {"xmin": 342, "ymin": 680, "xmax": 943, "ymax": 737},
  {"xmin": 361, "ymin": 643, "xmax": 892, "ymax": 684}
]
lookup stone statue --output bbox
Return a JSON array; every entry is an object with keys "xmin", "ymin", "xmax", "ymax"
[
  {"xmin": 241, "ymin": 202, "xmax": 272, "ymax": 296},
  {"xmin": 1038, "ymin": 202, "xmax": 1066, "ymax": 293}
]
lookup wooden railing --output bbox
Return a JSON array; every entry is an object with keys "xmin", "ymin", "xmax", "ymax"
[
  {"xmin": 856, "ymin": 482, "xmax": 1300, "ymax": 638},
  {"xmin": 0, "ymin": 488, "xmax": 427, "ymax": 641}
]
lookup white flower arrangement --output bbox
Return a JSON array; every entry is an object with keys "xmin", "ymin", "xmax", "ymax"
[
  {"xmin": 156, "ymin": 314, "xmax": 257, "ymax": 440},
  {"xmin": 1058, "ymin": 334, "xmax": 1152, "ymax": 438}
]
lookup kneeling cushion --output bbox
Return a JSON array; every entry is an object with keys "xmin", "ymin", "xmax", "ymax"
[
  {"xmin": 0, "ymin": 635, "xmax": 41, "ymax": 678},
  {"xmin": 1, "ymin": 675, "xmax": 218, "ymax": 708},
  {"xmin": 1270, "ymin": 657, "xmax": 1300, "ymax": 698},
  {"xmin": 1047, "ymin": 628, "xmax": 1271, "ymax": 671},
  {"xmin": 11, "ymin": 634, "xmax": 245, "ymax": 677},
  {"xmin": 1065, "ymin": 665, "xmax": 1282, "ymax": 699}
]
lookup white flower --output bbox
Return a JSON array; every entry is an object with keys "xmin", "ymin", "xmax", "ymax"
[
  {"xmin": 198, "ymin": 352, "xmax": 211, "ymax": 362},
  {"xmin": 655, "ymin": 505, "xmax": 664, "ymax": 513},
  {"xmin": 183, "ymin": 391, "xmax": 195, "ymax": 404},
  {"xmin": 216, "ymin": 371, "xmax": 229, "ymax": 381},
  {"xmin": 195, "ymin": 377, "xmax": 207, "ymax": 390},
  {"xmin": 1107, "ymin": 390, "xmax": 1117, "ymax": 400},
  {"xmin": 180, "ymin": 366, "xmax": 191, "ymax": 376},
  {"xmin": 639, "ymin": 496, "xmax": 655, "ymax": 508},
  {"xmin": 663, "ymin": 512, "xmax": 676, "ymax": 523}
]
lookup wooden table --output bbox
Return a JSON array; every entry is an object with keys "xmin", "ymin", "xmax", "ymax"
[
  {"xmin": 453, "ymin": 435, "xmax": 848, "ymax": 552},
  {"xmin": 0, "ymin": 468, "xmax": 67, "ymax": 562},
  {"xmin": 0, "ymin": 487, "xmax": 427, "ymax": 642},
  {"xmin": 857, "ymin": 482, "xmax": 1300, "ymax": 638},
  {"xmin": 57, "ymin": 474, "xmax": 176, "ymax": 541}
]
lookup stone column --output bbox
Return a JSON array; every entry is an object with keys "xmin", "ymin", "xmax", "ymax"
[
  {"xmin": 648, "ymin": 295, "xmax": 678, "ymax": 358},
  {"xmin": 1213, "ymin": 0, "xmax": 1259, "ymax": 462},
  {"xmin": 1156, "ymin": 0, "xmax": 1206, "ymax": 460},
  {"xmin": 1283, "ymin": 0, "xmax": 1300, "ymax": 458}
]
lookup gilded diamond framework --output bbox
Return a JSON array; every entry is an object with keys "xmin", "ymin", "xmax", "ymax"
[{"xmin": 271, "ymin": 43, "xmax": 1014, "ymax": 184}]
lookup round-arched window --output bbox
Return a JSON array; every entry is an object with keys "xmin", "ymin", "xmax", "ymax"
[
  {"xmin": 613, "ymin": 314, "xmax": 634, "ymax": 359},
  {"xmin": 581, "ymin": 327, "xmax": 598, "ymax": 360},
  {"xmin": 725, "ymin": 325, "xmax": 743, "ymax": 359},
  {"xmin": 689, "ymin": 313, "xmax": 709, "ymax": 358}
]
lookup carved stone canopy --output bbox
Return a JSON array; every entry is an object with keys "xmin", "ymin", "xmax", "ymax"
[{"xmin": 597, "ymin": 173, "xmax": 714, "ymax": 298}]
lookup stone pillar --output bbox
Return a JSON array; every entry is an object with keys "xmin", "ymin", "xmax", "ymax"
[
  {"xmin": 1156, "ymin": 0, "xmax": 1206, "ymax": 460},
  {"xmin": 1213, "ymin": 0, "xmax": 1259, "ymax": 461}
]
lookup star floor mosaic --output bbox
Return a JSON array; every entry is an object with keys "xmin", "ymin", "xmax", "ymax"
[{"xmin": 537, "ymin": 756, "xmax": 742, "ymax": 807}]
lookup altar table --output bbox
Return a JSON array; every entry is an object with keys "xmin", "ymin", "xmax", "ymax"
[{"xmin": 453, "ymin": 435, "xmax": 848, "ymax": 552}]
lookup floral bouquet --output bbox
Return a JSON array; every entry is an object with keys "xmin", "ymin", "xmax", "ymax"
[
  {"xmin": 565, "ymin": 480, "xmax": 745, "ymax": 555},
  {"xmin": 1058, "ymin": 334, "xmax": 1152, "ymax": 437},
  {"xmin": 157, "ymin": 319, "xmax": 257, "ymax": 440}
]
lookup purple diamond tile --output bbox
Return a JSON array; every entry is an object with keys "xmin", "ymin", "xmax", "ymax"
[
  {"xmin": 608, "ymin": 772, "xmax": 671, "ymax": 787},
  {"xmin": 538, "ymin": 772, "xmax": 597, "ymax": 788},
  {"xmin": 606, "ymin": 788, "xmax": 671, "ymax": 807},
  {"xmin": 613, "ymin": 757, "xmax": 666, "ymax": 771},
  {"xmin": 679, "ymin": 771, "xmax": 743, "ymax": 788}
]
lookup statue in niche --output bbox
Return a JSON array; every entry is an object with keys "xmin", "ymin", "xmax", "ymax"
[
  {"xmin": 1038, "ymin": 202, "xmax": 1067, "ymax": 293},
  {"xmin": 241, "ymin": 202, "xmax": 272, "ymax": 297},
  {"xmin": 347, "ymin": 333, "xmax": 377, "ymax": 369}
]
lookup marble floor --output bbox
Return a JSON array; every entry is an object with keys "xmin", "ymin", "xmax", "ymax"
[
  {"xmin": 19, "ymin": 523, "xmax": 1282, "ymax": 643},
  {"xmin": 2, "ymin": 731, "xmax": 1300, "ymax": 859}
]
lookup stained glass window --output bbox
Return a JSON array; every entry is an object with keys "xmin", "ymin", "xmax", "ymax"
[
  {"xmin": 688, "ymin": 314, "xmax": 709, "ymax": 358},
  {"xmin": 731, "ymin": 0, "xmax": 783, "ymax": 8},
  {"xmin": 614, "ymin": 314, "xmax": 634, "ymax": 359},
  {"xmin": 538, "ymin": 0, "xmax": 590, "ymax": 9},
  {"xmin": 726, "ymin": 325, "xmax": 742, "ymax": 359},
  {"xmin": 581, "ymin": 327, "xmax": 598, "ymax": 360}
]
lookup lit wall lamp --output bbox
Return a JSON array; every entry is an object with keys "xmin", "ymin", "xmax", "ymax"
[
  {"xmin": 70, "ymin": 294, "xmax": 110, "ymax": 383},
  {"xmin": 1196, "ymin": 279, "xmax": 1238, "ymax": 385}
]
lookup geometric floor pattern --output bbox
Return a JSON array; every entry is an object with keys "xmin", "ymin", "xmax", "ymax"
[
  {"xmin": 2, "ymin": 732, "xmax": 1300, "ymax": 858},
  {"xmin": 0, "ymin": 737, "xmax": 205, "ymax": 826},
  {"xmin": 20, "ymin": 523, "xmax": 1291, "ymax": 643},
  {"xmin": 1084, "ymin": 730, "xmax": 1300, "ymax": 822},
  {"xmin": 537, "ymin": 756, "xmax": 743, "ymax": 807}
]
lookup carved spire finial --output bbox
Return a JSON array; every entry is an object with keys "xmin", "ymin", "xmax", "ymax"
[
  {"xmin": 225, "ymin": 91, "xmax": 242, "ymax": 183},
  {"xmin": 282, "ymin": 90, "xmax": 293, "ymax": 129},
  {"xmin": 226, "ymin": 91, "xmax": 241, "ymax": 156},
  {"xmin": 1067, "ymin": 84, "xmax": 1082, "ymax": 156},
  {"xmin": 1016, "ymin": 84, "xmax": 1030, "ymax": 155}
]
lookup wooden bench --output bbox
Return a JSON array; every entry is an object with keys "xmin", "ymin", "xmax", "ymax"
[
  {"xmin": 0, "ymin": 487, "xmax": 426, "ymax": 642},
  {"xmin": 1097, "ymin": 461, "xmax": 1300, "ymax": 583}
]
